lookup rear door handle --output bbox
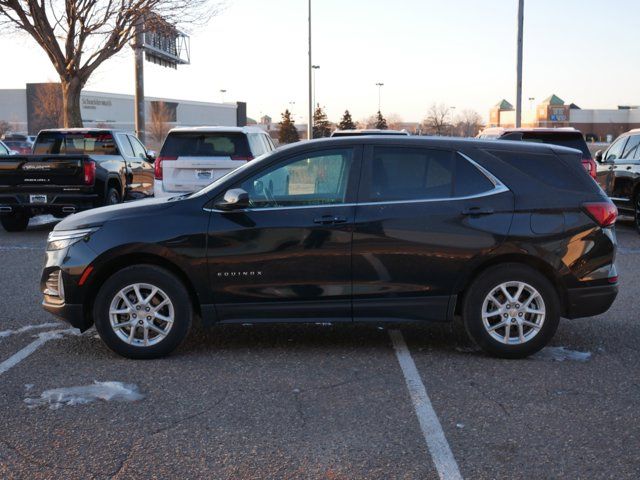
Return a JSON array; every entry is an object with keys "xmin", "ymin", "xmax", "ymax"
[
  {"xmin": 314, "ymin": 215, "xmax": 347, "ymax": 225},
  {"xmin": 461, "ymin": 207, "xmax": 494, "ymax": 216}
]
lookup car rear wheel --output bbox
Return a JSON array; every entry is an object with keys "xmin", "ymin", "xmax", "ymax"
[
  {"xmin": 462, "ymin": 263, "xmax": 560, "ymax": 359},
  {"xmin": 94, "ymin": 265, "xmax": 192, "ymax": 359},
  {"xmin": 105, "ymin": 187, "xmax": 121, "ymax": 206},
  {"xmin": 634, "ymin": 192, "xmax": 640, "ymax": 233},
  {"xmin": 1, "ymin": 213, "xmax": 30, "ymax": 232}
]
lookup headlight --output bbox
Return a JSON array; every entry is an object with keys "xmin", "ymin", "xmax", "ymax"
[{"xmin": 47, "ymin": 227, "xmax": 99, "ymax": 251}]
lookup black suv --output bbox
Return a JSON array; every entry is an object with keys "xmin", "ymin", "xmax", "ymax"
[
  {"xmin": 41, "ymin": 137, "xmax": 618, "ymax": 359},
  {"xmin": 595, "ymin": 129, "xmax": 640, "ymax": 230}
]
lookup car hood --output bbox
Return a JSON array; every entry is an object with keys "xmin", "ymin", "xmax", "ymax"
[{"xmin": 53, "ymin": 197, "xmax": 179, "ymax": 231}]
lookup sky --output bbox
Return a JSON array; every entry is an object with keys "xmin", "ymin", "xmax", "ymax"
[{"xmin": 1, "ymin": 0, "xmax": 639, "ymax": 124}]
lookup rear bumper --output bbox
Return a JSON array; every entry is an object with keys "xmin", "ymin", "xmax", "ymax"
[
  {"xmin": 565, "ymin": 284, "xmax": 618, "ymax": 319},
  {"xmin": 0, "ymin": 192, "xmax": 98, "ymax": 215}
]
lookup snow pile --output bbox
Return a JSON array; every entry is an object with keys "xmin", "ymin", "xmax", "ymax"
[
  {"xmin": 25, "ymin": 381, "xmax": 144, "ymax": 410},
  {"xmin": 533, "ymin": 346, "xmax": 591, "ymax": 362}
]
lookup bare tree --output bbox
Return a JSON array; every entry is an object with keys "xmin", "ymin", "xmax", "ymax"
[
  {"xmin": 422, "ymin": 103, "xmax": 451, "ymax": 136},
  {"xmin": 385, "ymin": 113, "xmax": 403, "ymax": 131},
  {"xmin": 148, "ymin": 101, "xmax": 173, "ymax": 149},
  {"xmin": 31, "ymin": 83, "xmax": 63, "ymax": 132},
  {"xmin": 0, "ymin": 1, "xmax": 221, "ymax": 127},
  {"xmin": 454, "ymin": 109, "xmax": 484, "ymax": 137},
  {"xmin": 0, "ymin": 120, "xmax": 10, "ymax": 137}
]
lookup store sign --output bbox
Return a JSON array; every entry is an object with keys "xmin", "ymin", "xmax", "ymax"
[{"xmin": 82, "ymin": 98, "xmax": 113, "ymax": 110}]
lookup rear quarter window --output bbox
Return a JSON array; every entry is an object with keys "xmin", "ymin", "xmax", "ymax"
[
  {"xmin": 485, "ymin": 148, "xmax": 588, "ymax": 191},
  {"xmin": 160, "ymin": 132, "xmax": 251, "ymax": 157}
]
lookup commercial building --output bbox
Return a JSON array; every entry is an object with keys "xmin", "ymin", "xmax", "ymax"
[
  {"xmin": 489, "ymin": 94, "xmax": 640, "ymax": 142},
  {"xmin": 0, "ymin": 83, "xmax": 247, "ymax": 135}
]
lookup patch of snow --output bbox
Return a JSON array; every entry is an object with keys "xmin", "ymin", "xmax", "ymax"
[
  {"xmin": 456, "ymin": 423, "xmax": 464, "ymax": 429},
  {"xmin": 24, "ymin": 381, "xmax": 144, "ymax": 410},
  {"xmin": 0, "ymin": 323, "xmax": 63, "ymax": 339},
  {"xmin": 533, "ymin": 347, "xmax": 591, "ymax": 362},
  {"xmin": 30, "ymin": 215, "xmax": 58, "ymax": 226},
  {"xmin": 24, "ymin": 384, "xmax": 34, "ymax": 391}
]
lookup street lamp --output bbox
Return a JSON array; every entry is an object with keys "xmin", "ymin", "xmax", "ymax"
[
  {"xmin": 312, "ymin": 65, "xmax": 320, "ymax": 110},
  {"xmin": 308, "ymin": 0, "xmax": 313, "ymax": 140},
  {"xmin": 376, "ymin": 82, "xmax": 384, "ymax": 112},
  {"xmin": 515, "ymin": 0, "xmax": 525, "ymax": 127},
  {"xmin": 220, "ymin": 89, "xmax": 227, "ymax": 103}
]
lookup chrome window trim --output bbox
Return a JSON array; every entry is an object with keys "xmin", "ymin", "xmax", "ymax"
[{"xmin": 204, "ymin": 150, "xmax": 509, "ymax": 213}]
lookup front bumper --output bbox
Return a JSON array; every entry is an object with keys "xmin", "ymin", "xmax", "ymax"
[
  {"xmin": 565, "ymin": 284, "xmax": 618, "ymax": 319},
  {"xmin": 42, "ymin": 300, "xmax": 89, "ymax": 331}
]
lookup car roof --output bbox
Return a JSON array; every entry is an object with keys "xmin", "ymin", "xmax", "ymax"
[
  {"xmin": 332, "ymin": 129, "xmax": 409, "ymax": 135},
  {"xmin": 482, "ymin": 127, "xmax": 581, "ymax": 134},
  {"xmin": 38, "ymin": 128, "xmax": 126, "ymax": 134},
  {"xmin": 168, "ymin": 126, "xmax": 267, "ymax": 134},
  {"xmin": 276, "ymin": 135, "xmax": 581, "ymax": 156}
]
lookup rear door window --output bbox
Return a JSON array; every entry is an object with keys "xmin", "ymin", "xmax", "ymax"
[
  {"xmin": 160, "ymin": 132, "xmax": 251, "ymax": 158},
  {"xmin": 621, "ymin": 135, "xmax": 640, "ymax": 160},
  {"xmin": 116, "ymin": 134, "xmax": 135, "ymax": 157},
  {"xmin": 362, "ymin": 147, "xmax": 454, "ymax": 202},
  {"xmin": 33, "ymin": 132, "xmax": 119, "ymax": 155}
]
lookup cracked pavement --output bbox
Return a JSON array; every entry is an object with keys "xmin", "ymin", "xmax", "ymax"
[{"xmin": 0, "ymin": 217, "xmax": 639, "ymax": 479}]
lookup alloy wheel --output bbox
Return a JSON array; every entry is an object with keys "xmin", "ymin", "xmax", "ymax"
[
  {"xmin": 108, "ymin": 283, "xmax": 174, "ymax": 347},
  {"xmin": 481, "ymin": 281, "xmax": 546, "ymax": 345}
]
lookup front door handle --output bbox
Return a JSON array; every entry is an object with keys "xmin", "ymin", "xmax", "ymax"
[
  {"xmin": 461, "ymin": 207, "xmax": 494, "ymax": 216},
  {"xmin": 314, "ymin": 215, "xmax": 347, "ymax": 225}
]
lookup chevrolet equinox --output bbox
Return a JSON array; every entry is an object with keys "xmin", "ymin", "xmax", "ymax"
[{"xmin": 41, "ymin": 137, "xmax": 618, "ymax": 359}]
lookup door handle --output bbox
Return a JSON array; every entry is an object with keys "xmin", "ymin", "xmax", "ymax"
[
  {"xmin": 314, "ymin": 215, "xmax": 347, "ymax": 225},
  {"xmin": 461, "ymin": 207, "xmax": 494, "ymax": 216}
]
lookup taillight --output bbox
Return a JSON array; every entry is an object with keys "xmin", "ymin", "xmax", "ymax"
[
  {"xmin": 154, "ymin": 156, "xmax": 176, "ymax": 180},
  {"xmin": 581, "ymin": 158, "xmax": 597, "ymax": 180},
  {"xmin": 583, "ymin": 201, "xmax": 617, "ymax": 227},
  {"xmin": 230, "ymin": 155, "xmax": 254, "ymax": 161},
  {"xmin": 83, "ymin": 160, "xmax": 96, "ymax": 185}
]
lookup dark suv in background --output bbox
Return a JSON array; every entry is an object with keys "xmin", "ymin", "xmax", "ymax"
[
  {"xmin": 594, "ymin": 129, "xmax": 640, "ymax": 230},
  {"xmin": 40, "ymin": 137, "xmax": 617, "ymax": 359},
  {"xmin": 478, "ymin": 127, "xmax": 597, "ymax": 180}
]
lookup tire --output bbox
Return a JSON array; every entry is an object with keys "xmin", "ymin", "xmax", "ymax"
[
  {"xmin": 94, "ymin": 265, "xmax": 192, "ymax": 359},
  {"xmin": 1, "ymin": 213, "xmax": 30, "ymax": 232},
  {"xmin": 634, "ymin": 192, "xmax": 640, "ymax": 234},
  {"xmin": 462, "ymin": 263, "xmax": 560, "ymax": 359},
  {"xmin": 105, "ymin": 186, "xmax": 121, "ymax": 206}
]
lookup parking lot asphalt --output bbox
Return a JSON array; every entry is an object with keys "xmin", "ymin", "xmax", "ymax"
[{"xmin": 0, "ymin": 217, "xmax": 639, "ymax": 479}]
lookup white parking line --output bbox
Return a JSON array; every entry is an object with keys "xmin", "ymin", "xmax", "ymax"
[
  {"xmin": 389, "ymin": 329, "xmax": 463, "ymax": 480},
  {"xmin": 0, "ymin": 330, "xmax": 74, "ymax": 377},
  {"xmin": 0, "ymin": 323, "xmax": 63, "ymax": 339}
]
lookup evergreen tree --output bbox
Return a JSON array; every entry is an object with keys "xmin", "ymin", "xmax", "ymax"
[
  {"xmin": 375, "ymin": 110, "xmax": 388, "ymax": 130},
  {"xmin": 337, "ymin": 110, "xmax": 357, "ymax": 130},
  {"xmin": 312, "ymin": 105, "xmax": 332, "ymax": 138},
  {"xmin": 278, "ymin": 109, "xmax": 300, "ymax": 144}
]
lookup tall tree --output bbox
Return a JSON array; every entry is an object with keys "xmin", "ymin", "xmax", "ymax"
[
  {"xmin": 31, "ymin": 83, "xmax": 63, "ymax": 132},
  {"xmin": 312, "ymin": 105, "xmax": 331, "ymax": 138},
  {"xmin": 148, "ymin": 101, "xmax": 173, "ymax": 150},
  {"xmin": 0, "ymin": 1, "xmax": 220, "ymax": 127},
  {"xmin": 337, "ymin": 110, "xmax": 356, "ymax": 130},
  {"xmin": 375, "ymin": 110, "xmax": 388, "ymax": 130},
  {"xmin": 278, "ymin": 109, "xmax": 300, "ymax": 144},
  {"xmin": 454, "ymin": 109, "xmax": 484, "ymax": 137},
  {"xmin": 422, "ymin": 103, "xmax": 451, "ymax": 136}
]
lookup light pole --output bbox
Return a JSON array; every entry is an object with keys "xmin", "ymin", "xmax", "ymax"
[
  {"xmin": 376, "ymin": 82, "xmax": 384, "ymax": 112},
  {"xmin": 308, "ymin": 0, "xmax": 313, "ymax": 140},
  {"xmin": 289, "ymin": 101, "xmax": 296, "ymax": 114},
  {"xmin": 515, "ymin": 0, "xmax": 524, "ymax": 128},
  {"xmin": 312, "ymin": 65, "xmax": 320, "ymax": 110},
  {"xmin": 220, "ymin": 89, "xmax": 227, "ymax": 103}
]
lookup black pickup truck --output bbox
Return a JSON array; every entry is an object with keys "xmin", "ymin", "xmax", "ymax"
[{"xmin": 0, "ymin": 129, "xmax": 154, "ymax": 231}]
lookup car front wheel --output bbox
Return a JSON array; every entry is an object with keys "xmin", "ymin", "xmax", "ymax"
[
  {"xmin": 462, "ymin": 263, "xmax": 560, "ymax": 359},
  {"xmin": 94, "ymin": 265, "xmax": 192, "ymax": 359}
]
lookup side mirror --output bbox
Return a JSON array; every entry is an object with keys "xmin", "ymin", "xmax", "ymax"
[
  {"xmin": 594, "ymin": 150, "xmax": 603, "ymax": 163},
  {"xmin": 215, "ymin": 188, "xmax": 250, "ymax": 211},
  {"xmin": 146, "ymin": 150, "xmax": 157, "ymax": 162}
]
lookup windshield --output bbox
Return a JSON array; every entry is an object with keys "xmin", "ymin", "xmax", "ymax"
[
  {"xmin": 188, "ymin": 152, "xmax": 273, "ymax": 199},
  {"xmin": 34, "ymin": 132, "xmax": 119, "ymax": 155}
]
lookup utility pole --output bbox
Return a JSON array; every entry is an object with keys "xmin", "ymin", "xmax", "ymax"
[
  {"xmin": 312, "ymin": 65, "xmax": 320, "ymax": 110},
  {"xmin": 515, "ymin": 0, "xmax": 524, "ymax": 128},
  {"xmin": 133, "ymin": 18, "xmax": 145, "ymax": 143},
  {"xmin": 307, "ymin": 0, "xmax": 313, "ymax": 140},
  {"xmin": 376, "ymin": 82, "xmax": 384, "ymax": 112}
]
